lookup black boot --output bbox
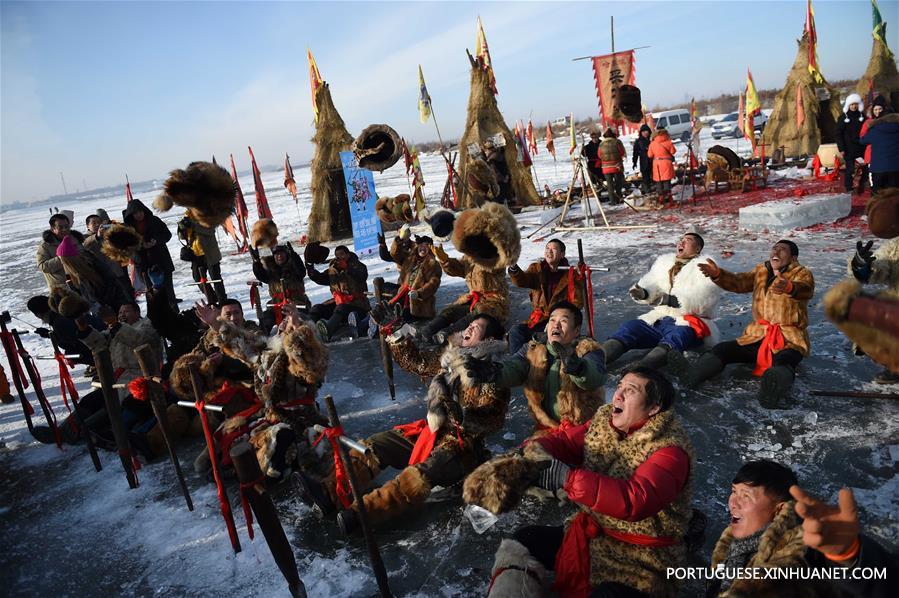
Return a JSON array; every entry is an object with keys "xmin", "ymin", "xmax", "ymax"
[
  {"xmin": 337, "ymin": 508, "xmax": 361, "ymax": 536},
  {"xmin": 668, "ymin": 352, "xmax": 724, "ymax": 389},
  {"xmin": 758, "ymin": 366, "xmax": 794, "ymax": 409},
  {"xmin": 291, "ymin": 471, "xmax": 336, "ymax": 516},
  {"xmin": 418, "ymin": 316, "xmax": 449, "ymax": 344},
  {"xmin": 874, "ymin": 369, "xmax": 899, "ymax": 385},
  {"xmin": 638, "ymin": 345, "xmax": 670, "ymax": 370},
  {"xmin": 601, "ymin": 339, "xmax": 626, "ymax": 365}
]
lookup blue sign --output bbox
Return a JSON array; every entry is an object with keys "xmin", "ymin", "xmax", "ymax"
[{"xmin": 339, "ymin": 151, "xmax": 382, "ymax": 256}]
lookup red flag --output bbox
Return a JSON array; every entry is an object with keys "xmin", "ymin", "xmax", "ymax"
[
  {"xmin": 401, "ymin": 138, "xmax": 414, "ymax": 176},
  {"xmin": 545, "ymin": 121, "xmax": 556, "ymax": 161},
  {"xmin": 284, "ymin": 153, "xmax": 297, "ymax": 202},
  {"xmin": 125, "ymin": 174, "xmax": 134, "ymax": 203},
  {"xmin": 796, "ymin": 85, "xmax": 805, "ymax": 128},
  {"xmin": 591, "ymin": 50, "xmax": 636, "ymax": 128},
  {"xmin": 527, "ymin": 119, "xmax": 538, "ymax": 155},
  {"xmin": 230, "ymin": 154, "xmax": 250, "ymax": 242},
  {"xmin": 515, "ymin": 121, "xmax": 533, "ymax": 168},
  {"xmin": 248, "ymin": 146, "xmax": 272, "ymax": 220}
]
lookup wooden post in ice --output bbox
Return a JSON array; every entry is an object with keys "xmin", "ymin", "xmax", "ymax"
[
  {"xmin": 230, "ymin": 442, "xmax": 307, "ymax": 598},
  {"xmin": 323, "ymin": 395, "xmax": 392, "ymax": 597},
  {"xmin": 91, "ymin": 340, "xmax": 139, "ymax": 489},
  {"xmin": 134, "ymin": 344, "xmax": 193, "ymax": 511}
]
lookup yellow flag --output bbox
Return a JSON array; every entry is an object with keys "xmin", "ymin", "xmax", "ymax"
[
  {"xmin": 475, "ymin": 17, "xmax": 497, "ymax": 94},
  {"xmin": 745, "ymin": 69, "xmax": 761, "ymax": 151},
  {"xmin": 568, "ymin": 112, "xmax": 576, "ymax": 156},
  {"xmin": 418, "ymin": 65, "xmax": 432, "ymax": 124},
  {"xmin": 308, "ymin": 49, "xmax": 324, "ymax": 124}
]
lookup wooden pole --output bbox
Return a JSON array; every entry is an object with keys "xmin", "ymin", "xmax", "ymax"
[
  {"xmin": 133, "ymin": 344, "xmax": 193, "ymax": 511},
  {"xmin": 92, "ymin": 344, "xmax": 139, "ymax": 489},
  {"xmin": 323, "ymin": 395, "xmax": 392, "ymax": 597},
  {"xmin": 50, "ymin": 335, "xmax": 102, "ymax": 471},
  {"xmin": 11, "ymin": 329, "xmax": 61, "ymax": 447},
  {"xmin": 810, "ymin": 390, "xmax": 899, "ymax": 400},
  {"xmin": 230, "ymin": 442, "xmax": 307, "ymax": 598},
  {"xmin": 372, "ymin": 278, "xmax": 396, "ymax": 401},
  {"xmin": 0, "ymin": 316, "xmax": 35, "ymax": 434},
  {"xmin": 187, "ymin": 363, "xmax": 241, "ymax": 553}
]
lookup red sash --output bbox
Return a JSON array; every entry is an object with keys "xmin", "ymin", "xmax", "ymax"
[
  {"xmin": 333, "ymin": 290, "xmax": 357, "ymax": 305},
  {"xmin": 392, "ymin": 418, "xmax": 437, "ymax": 465},
  {"xmin": 389, "ymin": 284, "xmax": 411, "ymax": 307},
  {"xmin": 682, "ymin": 315, "xmax": 710, "ymax": 339},
  {"xmin": 753, "ymin": 319, "xmax": 786, "ymax": 376},
  {"xmin": 468, "ymin": 291, "xmax": 497, "ymax": 312},
  {"xmin": 553, "ymin": 511, "xmax": 677, "ymax": 597}
]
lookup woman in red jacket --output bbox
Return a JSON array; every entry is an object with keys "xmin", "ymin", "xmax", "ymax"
[{"xmin": 648, "ymin": 128, "xmax": 677, "ymax": 204}]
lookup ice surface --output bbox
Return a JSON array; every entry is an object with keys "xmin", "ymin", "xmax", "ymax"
[
  {"xmin": 1, "ymin": 127, "xmax": 897, "ymax": 596},
  {"xmin": 738, "ymin": 193, "xmax": 852, "ymax": 232}
]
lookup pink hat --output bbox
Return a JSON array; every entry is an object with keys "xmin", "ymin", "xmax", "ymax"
[{"xmin": 56, "ymin": 235, "xmax": 80, "ymax": 257}]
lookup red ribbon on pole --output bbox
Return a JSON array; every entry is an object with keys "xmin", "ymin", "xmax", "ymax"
[
  {"xmin": 196, "ymin": 398, "xmax": 242, "ymax": 552},
  {"xmin": 239, "ymin": 475, "xmax": 265, "ymax": 541},
  {"xmin": 576, "ymin": 263, "xmax": 595, "ymax": 338},
  {"xmin": 54, "ymin": 352, "xmax": 77, "ymax": 413},
  {"xmin": 313, "ymin": 426, "xmax": 353, "ymax": 509}
]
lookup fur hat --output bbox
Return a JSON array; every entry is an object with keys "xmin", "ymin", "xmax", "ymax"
[
  {"xmin": 48, "ymin": 288, "xmax": 90, "ymax": 319},
  {"xmin": 56, "ymin": 235, "xmax": 80, "ymax": 257},
  {"xmin": 304, "ymin": 241, "xmax": 330, "ymax": 265},
  {"xmin": 153, "ymin": 161, "xmax": 236, "ymax": 228},
  {"xmin": 487, "ymin": 540, "xmax": 547, "ymax": 597},
  {"xmin": 867, "ymin": 187, "xmax": 899, "ymax": 239},
  {"xmin": 168, "ymin": 352, "xmax": 216, "ymax": 401},
  {"xmin": 251, "ymin": 218, "xmax": 279, "ymax": 249},
  {"xmin": 428, "ymin": 209, "xmax": 456, "ymax": 239},
  {"xmin": 101, "ymin": 223, "xmax": 142, "ymax": 266},
  {"xmin": 462, "ymin": 452, "xmax": 544, "ymax": 515},
  {"xmin": 95, "ymin": 208, "xmax": 111, "ymax": 224},
  {"xmin": 452, "ymin": 202, "xmax": 521, "ymax": 270},
  {"xmin": 282, "ymin": 322, "xmax": 329, "ymax": 385},
  {"xmin": 207, "ymin": 320, "xmax": 270, "ymax": 367}
]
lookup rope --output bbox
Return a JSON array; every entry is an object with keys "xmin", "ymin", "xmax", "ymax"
[{"xmin": 312, "ymin": 426, "xmax": 352, "ymax": 509}]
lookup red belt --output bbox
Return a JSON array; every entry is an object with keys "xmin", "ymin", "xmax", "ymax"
[
  {"xmin": 468, "ymin": 291, "xmax": 497, "ymax": 312},
  {"xmin": 753, "ymin": 319, "xmax": 787, "ymax": 376}
]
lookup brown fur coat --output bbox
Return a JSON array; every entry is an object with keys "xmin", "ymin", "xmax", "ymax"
[{"xmin": 714, "ymin": 261, "xmax": 815, "ymax": 355}]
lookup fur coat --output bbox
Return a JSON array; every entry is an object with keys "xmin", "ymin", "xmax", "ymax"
[
  {"xmin": 389, "ymin": 334, "xmax": 510, "ymax": 447},
  {"xmin": 709, "ymin": 502, "xmax": 824, "ymax": 597},
  {"xmin": 523, "ymin": 337, "xmax": 605, "ymax": 429},
  {"xmin": 634, "ymin": 253, "xmax": 722, "ymax": 346},
  {"xmin": 713, "ymin": 261, "xmax": 815, "ymax": 355},
  {"xmin": 510, "ymin": 258, "xmax": 583, "ymax": 319},
  {"xmin": 581, "ymin": 403, "xmax": 694, "ymax": 596},
  {"xmin": 438, "ymin": 255, "xmax": 510, "ymax": 321},
  {"xmin": 391, "ymin": 239, "xmax": 443, "ymax": 318},
  {"xmin": 307, "ymin": 253, "xmax": 370, "ymax": 312},
  {"xmin": 36, "ymin": 230, "xmax": 85, "ymax": 291},
  {"xmin": 109, "ymin": 318, "xmax": 163, "ymax": 399}
]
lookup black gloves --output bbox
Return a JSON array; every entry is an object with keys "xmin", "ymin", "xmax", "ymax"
[
  {"xmin": 369, "ymin": 301, "xmax": 402, "ymax": 326},
  {"xmin": 462, "ymin": 355, "xmax": 501, "ymax": 384},
  {"xmin": 377, "ymin": 232, "xmax": 386, "ymax": 246},
  {"xmin": 249, "ymin": 246, "xmax": 260, "ymax": 262},
  {"xmin": 553, "ymin": 342, "xmax": 586, "ymax": 377},
  {"xmin": 536, "ymin": 459, "xmax": 571, "ymax": 492},
  {"xmin": 629, "ymin": 285, "xmax": 649, "ymax": 301},
  {"xmin": 508, "ymin": 264, "xmax": 522, "ymax": 275},
  {"xmin": 651, "ymin": 293, "xmax": 680, "ymax": 308},
  {"xmin": 34, "ymin": 327, "xmax": 51, "ymax": 339},
  {"xmin": 851, "ymin": 240, "xmax": 875, "ymax": 283}
]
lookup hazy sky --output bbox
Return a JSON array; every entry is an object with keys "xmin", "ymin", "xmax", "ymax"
[{"xmin": 1, "ymin": 0, "xmax": 893, "ymax": 202}]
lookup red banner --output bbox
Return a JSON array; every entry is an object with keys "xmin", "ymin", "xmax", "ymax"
[
  {"xmin": 591, "ymin": 50, "xmax": 636, "ymax": 129},
  {"xmin": 248, "ymin": 146, "xmax": 272, "ymax": 220},
  {"xmin": 229, "ymin": 154, "xmax": 250, "ymax": 242}
]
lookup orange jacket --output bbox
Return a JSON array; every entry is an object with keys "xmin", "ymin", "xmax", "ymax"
[{"xmin": 647, "ymin": 131, "xmax": 676, "ymax": 181}]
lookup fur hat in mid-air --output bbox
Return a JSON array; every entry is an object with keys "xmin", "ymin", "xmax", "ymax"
[
  {"xmin": 251, "ymin": 218, "xmax": 279, "ymax": 249},
  {"xmin": 153, "ymin": 161, "xmax": 236, "ymax": 229},
  {"xmin": 101, "ymin": 223, "xmax": 142, "ymax": 266},
  {"xmin": 451, "ymin": 202, "xmax": 521, "ymax": 270}
]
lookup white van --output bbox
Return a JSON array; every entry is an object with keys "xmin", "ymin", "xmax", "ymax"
[{"xmin": 652, "ymin": 109, "xmax": 692, "ymax": 141}]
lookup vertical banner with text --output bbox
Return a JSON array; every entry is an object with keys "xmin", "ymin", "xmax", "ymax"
[
  {"xmin": 591, "ymin": 50, "xmax": 636, "ymax": 130},
  {"xmin": 339, "ymin": 151, "xmax": 382, "ymax": 256}
]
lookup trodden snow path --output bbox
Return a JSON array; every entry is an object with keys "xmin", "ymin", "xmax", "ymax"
[{"xmin": 1, "ymin": 134, "xmax": 897, "ymax": 596}]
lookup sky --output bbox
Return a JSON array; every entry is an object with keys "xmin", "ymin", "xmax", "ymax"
[{"xmin": 1, "ymin": 0, "xmax": 895, "ymax": 203}]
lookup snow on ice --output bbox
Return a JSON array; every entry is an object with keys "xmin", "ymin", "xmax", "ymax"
[{"xmin": 1, "ymin": 128, "xmax": 897, "ymax": 596}]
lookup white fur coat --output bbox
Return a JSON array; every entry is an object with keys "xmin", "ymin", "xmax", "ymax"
[{"xmin": 632, "ymin": 253, "xmax": 722, "ymax": 346}]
